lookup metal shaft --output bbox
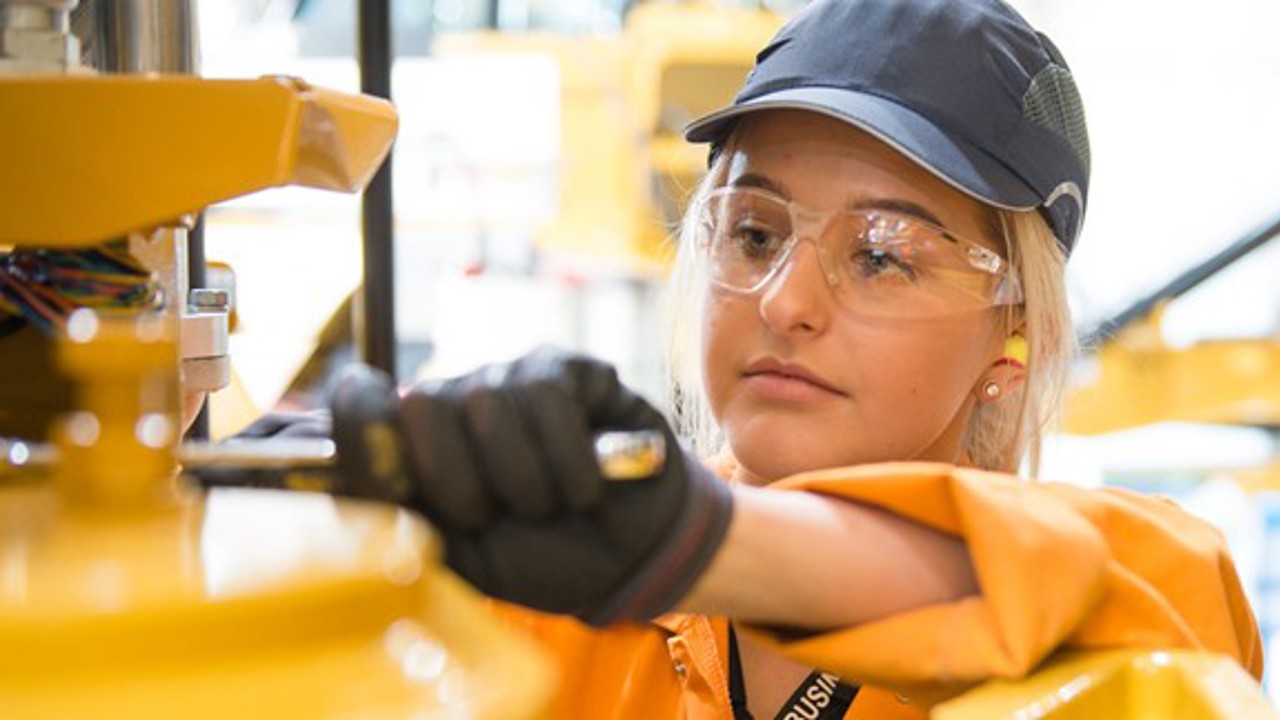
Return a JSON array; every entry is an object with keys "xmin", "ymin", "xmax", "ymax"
[
  {"xmin": 92, "ymin": 0, "xmax": 197, "ymax": 73},
  {"xmin": 3, "ymin": 430, "xmax": 668, "ymax": 495},
  {"xmin": 357, "ymin": 0, "xmax": 397, "ymax": 378}
]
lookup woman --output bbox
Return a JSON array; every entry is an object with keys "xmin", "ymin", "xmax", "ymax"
[{"xmin": 327, "ymin": 0, "xmax": 1262, "ymax": 717}]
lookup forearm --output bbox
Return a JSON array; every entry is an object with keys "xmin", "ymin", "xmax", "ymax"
[{"xmin": 677, "ymin": 484, "xmax": 979, "ymax": 629}]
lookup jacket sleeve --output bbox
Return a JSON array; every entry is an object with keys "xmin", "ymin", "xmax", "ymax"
[{"xmin": 741, "ymin": 462, "xmax": 1263, "ymax": 700}]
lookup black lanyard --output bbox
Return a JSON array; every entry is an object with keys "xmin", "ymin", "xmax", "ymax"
[{"xmin": 728, "ymin": 625, "xmax": 860, "ymax": 720}]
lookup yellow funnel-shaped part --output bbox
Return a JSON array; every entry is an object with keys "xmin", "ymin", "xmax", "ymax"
[
  {"xmin": 0, "ymin": 74, "xmax": 397, "ymax": 246},
  {"xmin": 0, "ymin": 485, "xmax": 554, "ymax": 719}
]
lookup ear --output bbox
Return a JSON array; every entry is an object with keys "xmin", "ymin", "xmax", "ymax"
[{"xmin": 973, "ymin": 327, "xmax": 1028, "ymax": 405}]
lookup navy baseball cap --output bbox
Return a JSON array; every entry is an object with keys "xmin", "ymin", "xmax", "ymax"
[{"xmin": 684, "ymin": 0, "xmax": 1090, "ymax": 255}]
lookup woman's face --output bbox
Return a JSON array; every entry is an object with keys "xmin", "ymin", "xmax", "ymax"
[{"xmin": 702, "ymin": 110, "xmax": 1009, "ymax": 484}]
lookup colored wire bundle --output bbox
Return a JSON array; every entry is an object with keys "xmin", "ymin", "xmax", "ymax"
[{"xmin": 0, "ymin": 243, "xmax": 158, "ymax": 337}]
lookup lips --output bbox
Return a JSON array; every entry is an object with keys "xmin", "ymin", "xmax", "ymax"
[{"xmin": 742, "ymin": 358, "xmax": 846, "ymax": 396}]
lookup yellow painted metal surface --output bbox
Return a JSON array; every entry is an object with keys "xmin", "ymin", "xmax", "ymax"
[
  {"xmin": 933, "ymin": 650, "xmax": 1276, "ymax": 719},
  {"xmin": 1066, "ymin": 320, "xmax": 1280, "ymax": 435},
  {"xmin": 0, "ymin": 74, "xmax": 397, "ymax": 246}
]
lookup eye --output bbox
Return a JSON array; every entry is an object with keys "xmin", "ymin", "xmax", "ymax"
[
  {"xmin": 845, "ymin": 213, "xmax": 925, "ymax": 281},
  {"xmin": 850, "ymin": 244, "xmax": 917, "ymax": 280},
  {"xmin": 727, "ymin": 220, "xmax": 786, "ymax": 260}
]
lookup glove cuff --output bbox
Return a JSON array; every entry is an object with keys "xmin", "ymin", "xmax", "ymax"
[{"xmin": 578, "ymin": 453, "xmax": 734, "ymax": 626}]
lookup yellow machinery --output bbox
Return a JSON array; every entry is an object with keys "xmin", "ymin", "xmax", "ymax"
[
  {"xmin": 1063, "ymin": 212, "xmax": 1280, "ymax": 494},
  {"xmin": 1068, "ymin": 316, "xmax": 1280, "ymax": 435},
  {"xmin": 0, "ymin": 1, "xmax": 550, "ymax": 718},
  {"xmin": 1066, "ymin": 214, "xmax": 1280, "ymax": 438},
  {"xmin": 432, "ymin": 1, "xmax": 782, "ymax": 274}
]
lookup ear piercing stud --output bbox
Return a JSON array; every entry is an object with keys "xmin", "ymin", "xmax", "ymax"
[{"xmin": 983, "ymin": 381, "xmax": 1001, "ymax": 399}]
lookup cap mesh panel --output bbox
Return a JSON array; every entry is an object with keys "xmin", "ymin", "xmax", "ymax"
[{"xmin": 1023, "ymin": 64, "xmax": 1091, "ymax": 175}]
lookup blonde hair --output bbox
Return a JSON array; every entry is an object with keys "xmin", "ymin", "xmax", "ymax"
[
  {"xmin": 966, "ymin": 210, "xmax": 1075, "ymax": 474},
  {"xmin": 663, "ymin": 153, "xmax": 1076, "ymax": 477}
]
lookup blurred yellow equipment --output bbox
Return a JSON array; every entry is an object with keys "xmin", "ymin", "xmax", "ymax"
[
  {"xmin": 935, "ymin": 650, "xmax": 1275, "ymax": 720},
  {"xmin": 434, "ymin": 1, "xmax": 782, "ymax": 273},
  {"xmin": 1066, "ymin": 217, "xmax": 1280, "ymax": 436}
]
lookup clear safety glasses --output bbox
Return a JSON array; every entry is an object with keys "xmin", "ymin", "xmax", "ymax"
[{"xmin": 692, "ymin": 187, "xmax": 1024, "ymax": 320}]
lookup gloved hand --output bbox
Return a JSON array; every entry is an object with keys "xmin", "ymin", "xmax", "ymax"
[{"xmin": 339, "ymin": 347, "xmax": 734, "ymax": 627}]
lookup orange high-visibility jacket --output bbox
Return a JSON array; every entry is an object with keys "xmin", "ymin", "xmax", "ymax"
[{"xmin": 496, "ymin": 462, "xmax": 1263, "ymax": 719}]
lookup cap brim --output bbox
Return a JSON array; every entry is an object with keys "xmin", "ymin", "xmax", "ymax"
[{"xmin": 684, "ymin": 87, "xmax": 1040, "ymax": 212}]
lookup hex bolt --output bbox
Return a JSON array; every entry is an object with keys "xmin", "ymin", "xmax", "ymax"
[{"xmin": 188, "ymin": 288, "xmax": 230, "ymax": 313}]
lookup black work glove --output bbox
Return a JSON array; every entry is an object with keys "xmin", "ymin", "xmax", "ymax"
[{"xmin": 341, "ymin": 347, "xmax": 734, "ymax": 627}]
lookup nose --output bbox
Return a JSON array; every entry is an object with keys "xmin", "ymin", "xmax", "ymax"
[{"xmin": 757, "ymin": 239, "xmax": 833, "ymax": 336}]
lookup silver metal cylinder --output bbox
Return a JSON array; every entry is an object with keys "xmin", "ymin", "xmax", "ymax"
[{"xmin": 93, "ymin": 0, "xmax": 197, "ymax": 74}]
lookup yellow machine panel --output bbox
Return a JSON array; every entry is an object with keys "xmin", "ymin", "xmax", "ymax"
[{"xmin": 0, "ymin": 75, "xmax": 397, "ymax": 246}]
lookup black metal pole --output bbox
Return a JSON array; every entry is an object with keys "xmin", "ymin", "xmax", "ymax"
[
  {"xmin": 358, "ymin": 0, "xmax": 397, "ymax": 378},
  {"xmin": 1082, "ymin": 211, "xmax": 1280, "ymax": 347},
  {"xmin": 186, "ymin": 213, "xmax": 210, "ymax": 440}
]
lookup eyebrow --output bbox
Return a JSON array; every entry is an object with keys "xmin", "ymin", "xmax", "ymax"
[{"xmin": 727, "ymin": 173, "xmax": 949, "ymax": 229}]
